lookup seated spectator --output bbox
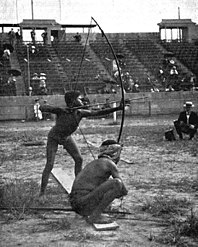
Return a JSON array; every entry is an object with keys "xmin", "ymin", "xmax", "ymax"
[
  {"xmin": 3, "ymin": 49, "xmax": 11, "ymax": 60},
  {"xmin": 81, "ymin": 93, "xmax": 90, "ymax": 108},
  {"xmin": 31, "ymin": 73, "xmax": 40, "ymax": 95},
  {"xmin": 132, "ymin": 81, "xmax": 140, "ymax": 93},
  {"xmin": 73, "ymin": 32, "xmax": 81, "ymax": 42},
  {"xmin": 7, "ymin": 76, "xmax": 16, "ymax": 96},
  {"xmin": 174, "ymin": 101, "xmax": 198, "ymax": 140},
  {"xmin": 91, "ymin": 99, "xmax": 100, "ymax": 111},
  {"xmin": 39, "ymin": 73, "xmax": 47, "ymax": 95},
  {"xmin": 102, "ymin": 98, "xmax": 111, "ymax": 109}
]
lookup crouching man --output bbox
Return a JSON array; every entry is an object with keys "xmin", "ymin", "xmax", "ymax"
[
  {"xmin": 174, "ymin": 101, "xmax": 198, "ymax": 140},
  {"xmin": 69, "ymin": 139, "xmax": 128, "ymax": 224}
]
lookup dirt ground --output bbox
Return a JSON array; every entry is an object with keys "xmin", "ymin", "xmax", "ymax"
[{"xmin": 1, "ymin": 115, "xmax": 198, "ymax": 247}]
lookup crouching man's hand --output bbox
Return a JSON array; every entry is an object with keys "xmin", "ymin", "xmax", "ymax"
[
  {"xmin": 190, "ymin": 124, "xmax": 195, "ymax": 129},
  {"xmin": 121, "ymin": 184, "xmax": 128, "ymax": 196}
]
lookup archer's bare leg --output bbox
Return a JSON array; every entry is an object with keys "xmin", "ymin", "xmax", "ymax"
[
  {"xmin": 39, "ymin": 140, "xmax": 58, "ymax": 197},
  {"xmin": 64, "ymin": 136, "xmax": 83, "ymax": 176}
]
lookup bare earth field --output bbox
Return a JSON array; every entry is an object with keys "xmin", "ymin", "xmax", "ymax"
[{"xmin": 0, "ymin": 115, "xmax": 198, "ymax": 247}]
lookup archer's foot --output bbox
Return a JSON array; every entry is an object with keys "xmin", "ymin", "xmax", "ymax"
[{"xmin": 86, "ymin": 214, "xmax": 113, "ymax": 224}]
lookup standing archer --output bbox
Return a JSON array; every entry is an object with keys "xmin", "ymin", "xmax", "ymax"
[{"xmin": 39, "ymin": 91, "xmax": 125, "ymax": 199}]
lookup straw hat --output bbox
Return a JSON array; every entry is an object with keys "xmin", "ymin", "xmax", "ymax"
[{"xmin": 183, "ymin": 101, "xmax": 194, "ymax": 107}]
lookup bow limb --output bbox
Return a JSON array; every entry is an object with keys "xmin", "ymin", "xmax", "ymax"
[{"xmin": 91, "ymin": 17, "xmax": 125, "ymax": 143}]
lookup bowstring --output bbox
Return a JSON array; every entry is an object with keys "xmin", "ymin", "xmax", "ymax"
[
  {"xmin": 73, "ymin": 18, "xmax": 93, "ymax": 92},
  {"xmin": 72, "ymin": 18, "xmax": 96, "ymax": 160}
]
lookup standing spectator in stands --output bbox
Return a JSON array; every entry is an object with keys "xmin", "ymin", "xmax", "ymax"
[
  {"xmin": 41, "ymin": 29, "xmax": 48, "ymax": 45},
  {"xmin": 168, "ymin": 65, "xmax": 178, "ymax": 90},
  {"xmin": 8, "ymin": 28, "xmax": 15, "ymax": 47},
  {"xmin": 29, "ymin": 86, "xmax": 33, "ymax": 96},
  {"xmin": 112, "ymin": 59, "xmax": 122, "ymax": 82},
  {"xmin": 73, "ymin": 32, "xmax": 82, "ymax": 42},
  {"xmin": 190, "ymin": 73, "xmax": 196, "ymax": 90},
  {"xmin": 34, "ymin": 98, "xmax": 43, "ymax": 121},
  {"xmin": 15, "ymin": 29, "xmax": 21, "ymax": 44},
  {"xmin": 30, "ymin": 28, "xmax": 36, "ymax": 44},
  {"xmin": 7, "ymin": 75, "xmax": 16, "ymax": 96}
]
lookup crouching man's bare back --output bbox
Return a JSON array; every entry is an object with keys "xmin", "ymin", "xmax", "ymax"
[{"xmin": 69, "ymin": 139, "xmax": 128, "ymax": 224}]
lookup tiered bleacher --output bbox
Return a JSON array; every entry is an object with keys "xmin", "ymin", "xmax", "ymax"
[
  {"xmin": 1, "ymin": 28, "xmax": 198, "ymax": 96},
  {"xmin": 161, "ymin": 41, "xmax": 198, "ymax": 77},
  {"xmin": 0, "ymin": 42, "xmax": 12, "ymax": 96},
  {"xmin": 52, "ymin": 40, "xmax": 103, "ymax": 93},
  {"xmin": 15, "ymin": 43, "xmax": 65, "ymax": 95}
]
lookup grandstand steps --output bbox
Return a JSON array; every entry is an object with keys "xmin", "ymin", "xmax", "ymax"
[
  {"xmin": 112, "ymin": 38, "xmax": 158, "ymax": 91},
  {"xmin": 9, "ymin": 50, "xmax": 26, "ymax": 95},
  {"xmin": 155, "ymin": 41, "xmax": 192, "ymax": 76},
  {"xmin": 52, "ymin": 40, "xmax": 104, "ymax": 93},
  {"xmin": 46, "ymin": 45, "xmax": 68, "ymax": 87},
  {"xmin": 82, "ymin": 41, "xmax": 113, "ymax": 82},
  {"xmin": 15, "ymin": 43, "xmax": 66, "ymax": 95}
]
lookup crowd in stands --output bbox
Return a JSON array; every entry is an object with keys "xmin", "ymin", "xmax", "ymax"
[
  {"xmin": 103, "ymin": 53, "xmax": 197, "ymax": 94},
  {"xmin": 156, "ymin": 55, "xmax": 197, "ymax": 92},
  {"xmin": 30, "ymin": 72, "xmax": 48, "ymax": 96},
  {"xmin": 0, "ymin": 29, "xmax": 197, "ymax": 96}
]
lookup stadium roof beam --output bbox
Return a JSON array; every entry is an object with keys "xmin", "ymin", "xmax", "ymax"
[{"xmin": 0, "ymin": 19, "xmax": 96, "ymax": 44}]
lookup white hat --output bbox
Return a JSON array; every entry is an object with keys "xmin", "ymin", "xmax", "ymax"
[{"xmin": 183, "ymin": 101, "xmax": 194, "ymax": 107}]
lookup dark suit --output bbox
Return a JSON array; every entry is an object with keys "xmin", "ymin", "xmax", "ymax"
[{"xmin": 174, "ymin": 111, "xmax": 198, "ymax": 139}]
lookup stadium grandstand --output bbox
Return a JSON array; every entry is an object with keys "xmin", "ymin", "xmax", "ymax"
[{"xmin": 0, "ymin": 18, "xmax": 198, "ymax": 97}]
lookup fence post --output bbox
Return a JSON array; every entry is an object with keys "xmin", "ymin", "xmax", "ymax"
[{"xmin": 148, "ymin": 100, "xmax": 151, "ymax": 116}]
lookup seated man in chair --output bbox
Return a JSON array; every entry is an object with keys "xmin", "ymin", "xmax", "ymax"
[{"xmin": 174, "ymin": 101, "xmax": 198, "ymax": 140}]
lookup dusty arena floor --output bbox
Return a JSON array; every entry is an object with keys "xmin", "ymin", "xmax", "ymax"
[{"xmin": 1, "ymin": 115, "xmax": 198, "ymax": 247}]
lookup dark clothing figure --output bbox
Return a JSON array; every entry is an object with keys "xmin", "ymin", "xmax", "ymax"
[
  {"xmin": 73, "ymin": 32, "xmax": 81, "ymax": 42},
  {"xmin": 102, "ymin": 99, "xmax": 111, "ymax": 109},
  {"xmin": 174, "ymin": 102, "xmax": 198, "ymax": 140},
  {"xmin": 8, "ymin": 28, "xmax": 15, "ymax": 46},
  {"xmin": 41, "ymin": 30, "xmax": 48, "ymax": 45},
  {"xmin": 39, "ymin": 91, "xmax": 125, "ymax": 199},
  {"xmin": 15, "ymin": 29, "xmax": 21, "ymax": 43},
  {"xmin": 70, "ymin": 139, "xmax": 128, "ymax": 224},
  {"xmin": 31, "ymin": 29, "xmax": 36, "ymax": 44}
]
